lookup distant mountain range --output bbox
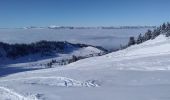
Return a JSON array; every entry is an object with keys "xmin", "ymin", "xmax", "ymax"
[
  {"xmin": 27, "ymin": 26, "xmax": 156, "ymax": 29},
  {"xmin": 11, "ymin": 26, "xmax": 156, "ymax": 30}
]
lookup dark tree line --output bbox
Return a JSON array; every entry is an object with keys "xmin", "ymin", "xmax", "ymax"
[
  {"xmin": 127, "ymin": 22, "xmax": 170, "ymax": 47},
  {"xmin": 45, "ymin": 52, "xmax": 106, "ymax": 68},
  {"xmin": 0, "ymin": 41, "xmax": 107, "ymax": 59}
]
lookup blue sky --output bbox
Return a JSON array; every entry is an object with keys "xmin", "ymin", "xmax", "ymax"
[{"xmin": 0, "ymin": 0, "xmax": 170, "ymax": 27}]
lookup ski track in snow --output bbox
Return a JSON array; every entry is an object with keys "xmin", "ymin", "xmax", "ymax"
[
  {"xmin": 0, "ymin": 86, "xmax": 38, "ymax": 100},
  {"xmin": 0, "ymin": 77, "xmax": 99, "ymax": 87}
]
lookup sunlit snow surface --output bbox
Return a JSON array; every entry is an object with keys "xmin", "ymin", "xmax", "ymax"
[
  {"xmin": 1, "ymin": 35, "xmax": 170, "ymax": 100},
  {"xmin": 0, "ymin": 28, "xmax": 151, "ymax": 50}
]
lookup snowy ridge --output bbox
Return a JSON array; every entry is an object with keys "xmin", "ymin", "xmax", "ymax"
[
  {"xmin": 123, "ymin": 35, "xmax": 170, "ymax": 57},
  {"xmin": 0, "ymin": 45, "xmax": 105, "ymax": 69},
  {"xmin": 71, "ymin": 46, "xmax": 103, "ymax": 56},
  {"xmin": 58, "ymin": 34, "xmax": 170, "ymax": 71}
]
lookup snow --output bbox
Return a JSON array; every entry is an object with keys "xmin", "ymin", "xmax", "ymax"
[
  {"xmin": 1, "ymin": 77, "xmax": 99, "ymax": 87},
  {"xmin": 1, "ymin": 35, "xmax": 170, "ymax": 100},
  {"xmin": 0, "ymin": 46, "xmax": 104, "ymax": 69},
  {"xmin": 0, "ymin": 86, "xmax": 38, "ymax": 100},
  {"xmin": 70, "ymin": 46, "xmax": 103, "ymax": 56}
]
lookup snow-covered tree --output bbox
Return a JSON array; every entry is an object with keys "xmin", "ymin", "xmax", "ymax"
[
  {"xmin": 144, "ymin": 30, "xmax": 152, "ymax": 41},
  {"xmin": 166, "ymin": 30, "xmax": 170, "ymax": 37},
  {"xmin": 136, "ymin": 34, "xmax": 143, "ymax": 44},
  {"xmin": 166, "ymin": 22, "xmax": 170, "ymax": 30},
  {"xmin": 151, "ymin": 28, "xmax": 161, "ymax": 39},
  {"xmin": 162, "ymin": 23, "xmax": 166, "ymax": 30}
]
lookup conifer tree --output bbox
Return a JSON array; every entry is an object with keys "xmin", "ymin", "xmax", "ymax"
[
  {"xmin": 136, "ymin": 34, "xmax": 143, "ymax": 44},
  {"xmin": 151, "ymin": 29, "xmax": 161, "ymax": 39},
  {"xmin": 128, "ymin": 36, "xmax": 136, "ymax": 46},
  {"xmin": 144, "ymin": 30, "xmax": 152, "ymax": 41},
  {"xmin": 162, "ymin": 23, "xmax": 166, "ymax": 30}
]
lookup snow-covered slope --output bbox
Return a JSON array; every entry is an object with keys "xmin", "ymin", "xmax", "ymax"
[
  {"xmin": 1, "ymin": 35, "xmax": 170, "ymax": 100},
  {"xmin": 0, "ymin": 45, "xmax": 105, "ymax": 73}
]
